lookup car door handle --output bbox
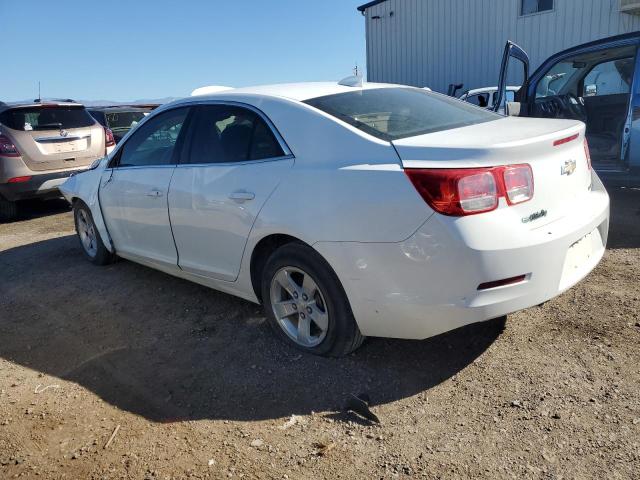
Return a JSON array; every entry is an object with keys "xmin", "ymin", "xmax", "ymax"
[
  {"xmin": 228, "ymin": 191, "xmax": 255, "ymax": 202},
  {"xmin": 145, "ymin": 189, "xmax": 164, "ymax": 198}
]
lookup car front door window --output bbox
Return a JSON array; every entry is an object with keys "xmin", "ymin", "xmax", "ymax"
[
  {"xmin": 99, "ymin": 107, "xmax": 192, "ymax": 266},
  {"xmin": 117, "ymin": 108, "xmax": 189, "ymax": 167}
]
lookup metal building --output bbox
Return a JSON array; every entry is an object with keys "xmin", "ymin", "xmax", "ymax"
[{"xmin": 358, "ymin": 0, "xmax": 640, "ymax": 93}]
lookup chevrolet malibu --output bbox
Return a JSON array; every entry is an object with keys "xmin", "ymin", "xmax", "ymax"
[{"xmin": 59, "ymin": 81, "xmax": 610, "ymax": 357}]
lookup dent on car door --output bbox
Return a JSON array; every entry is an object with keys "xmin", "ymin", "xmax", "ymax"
[
  {"xmin": 98, "ymin": 107, "xmax": 191, "ymax": 266},
  {"xmin": 168, "ymin": 104, "xmax": 294, "ymax": 282}
]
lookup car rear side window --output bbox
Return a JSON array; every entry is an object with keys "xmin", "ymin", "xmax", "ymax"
[
  {"xmin": 116, "ymin": 107, "xmax": 189, "ymax": 167},
  {"xmin": 0, "ymin": 106, "xmax": 96, "ymax": 131},
  {"xmin": 305, "ymin": 87, "xmax": 500, "ymax": 141},
  {"xmin": 185, "ymin": 105, "xmax": 285, "ymax": 164}
]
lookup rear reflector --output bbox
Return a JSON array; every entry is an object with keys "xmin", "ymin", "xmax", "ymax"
[
  {"xmin": 405, "ymin": 164, "xmax": 533, "ymax": 216},
  {"xmin": 553, "ymin": 133, "xmax": 579, "ymax": 147},
  {"xmin": 478, "ymin": 274, "xmax": 527, "ymax": 290},
  {"xmin": 0, "ymin": 134, "xmax": 21, "ymax": 157},
  {"xmin": 584, "ymin": 139, "xmax": 592, "ymax": 170},
  {"xmin": 7, "ymin": 176, "xmax": 32, "ymax": 183}
]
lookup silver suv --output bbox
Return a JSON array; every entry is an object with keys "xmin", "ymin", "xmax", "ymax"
[{"xmin": 0, "ymin": 100, "xmax": 114, "ymax": 220}]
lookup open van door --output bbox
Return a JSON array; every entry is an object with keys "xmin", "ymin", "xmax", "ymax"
[{"xmin": 499, "ymin": 33, "xmax": 640, "ymax": 173}]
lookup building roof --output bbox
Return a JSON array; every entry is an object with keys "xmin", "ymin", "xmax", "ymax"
[{"xmin": 357, "ymin": 0, "xmax": 388, "ymax": 12}]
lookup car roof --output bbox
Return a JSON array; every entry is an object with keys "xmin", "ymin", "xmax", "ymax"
[
  {"xmin": 465, "ymin": 86, "xmax": 520, "ymax": 95},
  {"xmin": 182, "ymin": 81, "xmax": 403, "ymax": 104},
  {"xmin": 88, "ymin": 106, "xmax": 151, "ymax": 112},
  {"xmin": 0, "ymin": 100, "xmax": 84, "ymax": 114}
]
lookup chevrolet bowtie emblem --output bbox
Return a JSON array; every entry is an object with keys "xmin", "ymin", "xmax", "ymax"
[{"xmin": 561, "ymin": 159, "xmax": 577, "ymax": 176}]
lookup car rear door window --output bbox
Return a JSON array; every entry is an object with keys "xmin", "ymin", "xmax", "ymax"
[
  {"xmin": 116, "ymin": 107, "xmax": 189, "ymax": 167},
  {"xmin": 185, "ymin": 105, "xmax": 285, "ymax": 164},
  {"xmin": 0, "ymin": 106, "xmax": 96, "ymax": 131}
]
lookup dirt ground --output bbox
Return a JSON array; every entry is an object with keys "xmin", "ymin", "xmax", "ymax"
[{"xmin": 0, "ymin": 184, "xmax": 639, "ymax": 480}]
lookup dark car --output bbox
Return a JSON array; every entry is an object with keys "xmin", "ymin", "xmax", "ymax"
[{"xmin": 88, "ymin": 106, "xmax": 156, "ymax": 143}]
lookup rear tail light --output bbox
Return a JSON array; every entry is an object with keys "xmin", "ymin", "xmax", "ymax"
[
  {"xmin": 503, "ymin": 165, "xmax": 534, "ymax": 205},
  {"xmin": 584, "ymin": 139, "xmax": 592, "ymax": 170},
  {"xmin": 105, "ymin": 128, "xmax": 115, "ymax": 150},
  {"xmin": 0, "ymin": 134, "xmax": 20, "ymax": 157},
  {"xmin": 7, "ymin": 176, "xmax": 32, "ymax": 183},
  {"xmin": 405, "ymin": 164, "xmax": 534, "ymax": 216}
]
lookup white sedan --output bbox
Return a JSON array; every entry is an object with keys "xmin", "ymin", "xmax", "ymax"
[{"xmin": 60, "ymin": 81, "xmax": 609, "ymax": 356}]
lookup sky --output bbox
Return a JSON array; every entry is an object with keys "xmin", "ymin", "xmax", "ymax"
[{"xmin": 1, "ymin": 0, "xmax": 367, "ymax": 102}]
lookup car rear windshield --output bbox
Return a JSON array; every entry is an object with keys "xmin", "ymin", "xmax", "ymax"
[
  {"xmin": 305, "ymin": 87, "xmax": 500, "ymax": 141},
  {"xmin": 0, "ymin": 106, "xmax": 96, "ymax": 131},
  {"xmin": 106, "ymin": 111, "xmax": 147, "ymax": 130}
]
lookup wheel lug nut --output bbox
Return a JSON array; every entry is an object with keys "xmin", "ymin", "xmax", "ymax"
[
  {"xmin": 292, "ymin": 304, "xmax": 297, "ymax": 310},
  {"xmin": 306, "ymin": 307, "xmax": 312, "ymax": 314},
  {"xmin": 293, "ymin": 292, "xmax": 298, "ymax": 299},
  {"xmin": 302, "ymin": 294, "xmax": 308, "ymax": 301},
  {"xmin": 300, "ymin": 313, "xmax": 306, "ymax": 319}
]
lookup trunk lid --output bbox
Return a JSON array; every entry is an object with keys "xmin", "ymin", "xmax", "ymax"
[{"xmin": 394, "ymin": 117, "xmax": 591, "ymax": 227}]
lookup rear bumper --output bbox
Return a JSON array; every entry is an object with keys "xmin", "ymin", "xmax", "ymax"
[
  {"xmin": 0, "ymin": 168, "xmax": 88, "ymax": 201},
  {"xmin": 315, "ymin": 174, "xmax": 610, "ymax": 340}
]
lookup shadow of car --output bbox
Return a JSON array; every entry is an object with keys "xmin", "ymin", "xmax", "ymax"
[{"xmin": 0, "ymin": 234, "xmax": 505, "ymax": 422}]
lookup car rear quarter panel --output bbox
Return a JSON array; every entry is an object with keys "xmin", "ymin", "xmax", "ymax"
[{"xmin": 233, "ymin": 94, "xmax": 434, "ymax": 245}]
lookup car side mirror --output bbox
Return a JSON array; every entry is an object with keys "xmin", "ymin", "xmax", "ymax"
[
  {"xmin": 584, "ymin": 84, "xmax": 598, "ymax": 97},
  {"xmin": 505, "ymin": 102, "xmax": 522, "ymax": 117}
]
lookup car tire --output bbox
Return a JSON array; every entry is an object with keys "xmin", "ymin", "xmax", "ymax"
[
  {"xmin": 73, "ymin": 201, "xmax": 115, "ymax": 266},
  {"xmin": 261, "ymin": 242, "xmax": 365, "ymax": 357},
  {"xmin": 0, "ymin": 199, "xmax": 18, "ymax": 222}
]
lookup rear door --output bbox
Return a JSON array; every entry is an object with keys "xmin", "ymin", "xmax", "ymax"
[
  {"xmin": 0, "ymin": 105, "xmax": 104, "ymax": 171},
  {"xmin": 168, "ymin": 103, "xmax": 294, "ymax": 282},
  {"xmin": 99, "ymin": 106, "xmax": 191, "ymax": 267}
]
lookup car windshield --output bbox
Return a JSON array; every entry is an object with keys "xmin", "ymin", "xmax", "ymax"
[
  {"xmin": 0, "ymin": 106, "xmax": 96, "ymax": 131},
  {"xmin": 106, "ymin": 111, "xmax": 147, "ymax": 130},
  {"xmin": 305, "ymin": 87, "xmax": 500, "ymax": 141}
]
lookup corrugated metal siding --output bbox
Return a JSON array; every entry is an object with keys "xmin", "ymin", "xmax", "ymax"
[{"xmin": 364, "ymin": 0, "xmax": 640, "ymax": 93}]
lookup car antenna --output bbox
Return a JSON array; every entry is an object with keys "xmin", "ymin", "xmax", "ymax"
[
  {"xmin": 339, "ymin": 64, "xmax": 364, "ymax": 88},
  {"xmin": 37, "ymin": 81, "xmax": 41, "ymax": 102}
]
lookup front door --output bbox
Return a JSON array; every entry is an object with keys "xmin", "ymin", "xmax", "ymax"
[
  {"xmin": 99, "ymin": 107, "xmax": 191, "ymax": 266},
  {"xmin": 168, "ymin": 104, "xmax": 294, "ymax": 282},
  {"xmin": 524, "ymin": 45, "xmax": 637, "ymax": 170}
]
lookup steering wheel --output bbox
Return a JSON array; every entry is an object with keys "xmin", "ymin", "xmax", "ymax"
[{"xmin": 563, "ymin": 93, "xmax": 588, "ymax": 122}]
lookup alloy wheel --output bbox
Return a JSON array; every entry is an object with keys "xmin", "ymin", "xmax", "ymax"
[{"xmin": 269, "ymin": 266, "xmax": 329, "ymax": 347}]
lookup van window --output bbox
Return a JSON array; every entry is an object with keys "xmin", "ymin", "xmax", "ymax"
[
  {"xmin": 306, "ymin": 88, "xmax": 500, "ymax": 142},
  {"xmin": 583, "ymin": 58, "xmax": 634, "ymax": 97}
]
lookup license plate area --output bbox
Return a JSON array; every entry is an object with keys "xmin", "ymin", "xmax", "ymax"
[{"xmin": 559, "ymin": 228, "xmax": 604, "ymax": 290}]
